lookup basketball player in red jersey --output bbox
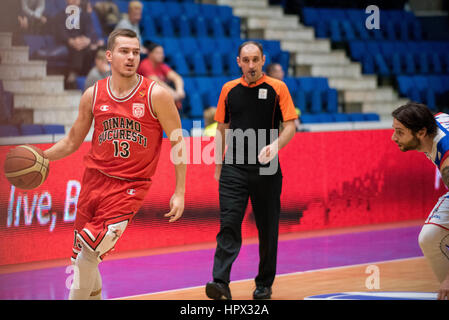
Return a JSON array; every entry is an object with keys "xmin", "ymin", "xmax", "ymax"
[{"xmin": 43, "ymin": 29, "xmax": 187, "ymax": 300}]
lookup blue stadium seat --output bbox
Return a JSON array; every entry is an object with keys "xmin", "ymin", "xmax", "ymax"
[
  {"xmin": 385, "ymin": 21, "xmax": 398, "ymax": 40},
  {"xmin": 188, "ymin": 93, "xmax": 205, "ymax": 118},
  {"xmin": 329, "ymin": 20, "xmax": 343, "ymax": 42},
  {"xmin": 183, "ymin": 77, "xmax": 197, "ymax": 94},
  {"xmin": 442, "ymin": 53, "xmax": 449, "ymax": 73},
  {"xmin": 160, "ymin": 38, "xmax": 179, "ymax": 57},
  {"xmin": 200, "ymin": 4, "xmax": 218, "ymax": 18},
  {"xmin": 397, "ymin": 76, "xmax": 414, "ymax": 96},
  {"xmin": 364, "ymin": 113, "xmax": 380, "ymax": 121},
  {"xmin": 20, "ymin": 124, "xmax": 44, "ymax": 135},
  {"xmin": 283, "ymin": 77, "xmax": 298, "ymax": 93},
  {"xmin": 114, "ymin": 0, "xmax": 129, "ymax": 14},
  {"xmin": 179, "ymin": 38, "xmax": 207, "ymax": 75},
  {"xmin": 341, "ymin": 20, "xmax": 357, "ymax": 41},
  {"xmin": 417, "ymin": 53, "xmax": 430, "ymax": 74},
  {"xmin": 302, "ymin": 8, "xmax": 319, "ymax": 25},
  {"xmin": 374, "ymin": 53, "xmax": 390, "ymax": 75},
  {"xmin": 430, "ymin": 52, "xmax": 443, "ymax": 74},
  {"xmin": 315, "ymin": 113, "xmax": 334, "ymax": 123},
  {"xmin": 404, "ymin": 53, "xmax": 417, "ymax": 74},
  {"xmin": 228, "ymin": 16, "xmax": 241, "ymax": 38},
  {"xmin": 332, "ymin": 113, "xmax": 349, "ymax": 122},
  {"xmin": 349, "ymin": 41, "xmax": 365, "ymax": 61},
  {"xmin": 295, "ymin": 90, "xmax": 307, "ymax": 114},
  {"xmin": 216, "ymin": 5, "xmax": 234, "ymax": 24},
  {"xmin": 45, "ymin": 0, "xmax": 66, "ymax": 17},
  {"xmin": 314, "ymin": 21, "xmax": 327, "ymax": 38},
  {"xmin": 347, "ymin": 113, "xmax": 365, "ymax": 122},
  {"xmin": 0, "ymin": 125, "xmax": 20, "ymax": 137},
  {"xmin": 182, "ymin": 3, "xmax": 201, "ymax": 20},
  {"xmin": 191, "ymin": 17, "xmax": 208, "ymax": 38},
  {"xmin": 391, "ymin": 53, "xmax": 403, "ymax": 75},
  {"xmin": 299, "ymin": 114, "xmax": 318, "ymax": 124},
  {"xmin": 309, "ymin": 91, "xmax": 323, "ymax": 114},
  {"xmin": 176, "ymin": 15, "xmax": 192, "ymax": 38},
  {"xmin": 326, "ymin": 89, "xmax": 338, "ymax": 113},
  {"xmin": 141, "ymin": 17, "xmax": 157, "ymax": 41},
  {"xmin": 42, "ymin": 125, "xmax": 65, "ymax": 134},
  {"xmin": 143, "ymin": 1, "xmax": 165, "ymax": 18},
  {"xmin": 76, "ymin": 76, "xmax": 86, "ymax": 91},
  {"xmin": 361, "ymin": 54, "xmax": 375, "ymax": 74},
  {"xmin": 181, "ymin": 118, "xmax": 193, "ymax": 136},
  {"xmin": 23, "ymin": 35, "xmax": 47, "ymax": 57},
  {"xmin": 164, "ymin": 2, "xmax": 182, "ymax": 19},
  {"xmin": 159, "ymin": 16, "xmax": 175, "ymax": 37},
  {"xmin": 210, "ymin": 17, "xmax": 225, "ymax": 38},
  {"xmin": 167, "ymin": 52, "xmax": 189, "ymax": 76}
]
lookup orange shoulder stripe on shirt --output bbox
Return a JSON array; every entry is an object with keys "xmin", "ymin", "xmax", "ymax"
[
  {"xmin": 214, "ymin": 78, "xmax": 241, "ymax": 123},
  {"xmin": 264, "ymin": 76, "xmax": 298, "ymax": 122}
]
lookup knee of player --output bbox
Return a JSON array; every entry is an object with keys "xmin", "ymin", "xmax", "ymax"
[
  {"xmin": 78, "ymin": 245, "xmax": 100, "ymax": 264},
  {"xmin": 105, "ymin": 226, "xmax": 124, "ymax": 242}
]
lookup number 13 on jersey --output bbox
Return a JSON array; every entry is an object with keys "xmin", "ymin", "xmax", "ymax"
[{"xmin": 113, "ymin": 140, "xmax": 130, "ymax": 158}]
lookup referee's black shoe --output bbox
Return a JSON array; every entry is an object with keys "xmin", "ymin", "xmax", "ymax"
[
  {"xmin": 253, "ymin": 286, "xmax": 272, "ymax": 299},
  {"xmin": 205, "ymin": 281, "xmax": 232, "ymax": 300}
]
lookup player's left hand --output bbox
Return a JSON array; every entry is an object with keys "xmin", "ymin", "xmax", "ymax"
[
  {"xmin": 164, "ymin": 193, "xmax": 184, "ymax": 223},
  {"xmin": 437, "ymin": 278, "xmax": 449, "ymax": 300},
  {"xmin": 258, "ymin": 142, "xmax": 278, "ymax": 164}
]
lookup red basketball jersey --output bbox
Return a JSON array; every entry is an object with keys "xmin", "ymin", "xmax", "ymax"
[{"xmin": 84, "ymin": 75, "xmax": 162, "ymax": 180}]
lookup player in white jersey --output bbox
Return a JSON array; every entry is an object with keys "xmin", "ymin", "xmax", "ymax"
[{"xmin": 392, "ymin": 102, "xmax": 449, "ymax": 300}]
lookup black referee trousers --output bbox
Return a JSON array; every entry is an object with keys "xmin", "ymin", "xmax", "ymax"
[{"xmin": 212, "ymin": 163, "xmax": 282, "ymax": 287}]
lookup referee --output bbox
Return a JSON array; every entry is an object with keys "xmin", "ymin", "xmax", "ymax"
[{"xmin": 205, "ymin": 41, "xmax": 297, "ymax": 300}]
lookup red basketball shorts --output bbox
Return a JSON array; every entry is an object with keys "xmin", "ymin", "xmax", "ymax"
[{"xmin": 71, "ymin": 168, "xmax": 152, "ymax": 262}]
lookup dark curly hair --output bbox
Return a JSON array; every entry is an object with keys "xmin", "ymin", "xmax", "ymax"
[{"xmin": 392, "ymin": 102, "xmax": 437, "ymax": 136}]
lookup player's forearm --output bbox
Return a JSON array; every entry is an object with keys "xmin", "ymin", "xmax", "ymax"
[
  {"xmin": 43, "ymin": 136, "xmax": 80, "ymax": 161},
  {"xmin": 170, "ymin": 138, "xmax": 187, "ymax": 195},
  {"xmin": 441, "ymin": 166, "xmax": 449, "ymax": 188},
  {"xmin": 215, "ymin": 122, "xmax": 228, "ymax": 165},
  {"xmin": 174, "ymin": 162, "xmax": 186, "ymax": 196},
  {"xmin": 275, "ymin": 120, "xmax": 296, "ymax": 150}
]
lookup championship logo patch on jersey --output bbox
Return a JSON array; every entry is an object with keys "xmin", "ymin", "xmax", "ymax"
[{"xmin": 132, "ymin": 103, "xmax": 145, "ymax": 118}]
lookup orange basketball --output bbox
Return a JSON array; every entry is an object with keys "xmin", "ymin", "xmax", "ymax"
[{"xmin": 4, "ymin": 144, "xmax": 50, "ymax": 190}]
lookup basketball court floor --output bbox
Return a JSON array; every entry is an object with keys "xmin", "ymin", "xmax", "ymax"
[{"xmin": 0, "ymin": 220, "xmax": 440, "ymax": 300}]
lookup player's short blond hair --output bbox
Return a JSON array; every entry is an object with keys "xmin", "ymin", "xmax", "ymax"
[{"xmin": 107, "ymin": 29, "xmax": 138, "ymax": 51}]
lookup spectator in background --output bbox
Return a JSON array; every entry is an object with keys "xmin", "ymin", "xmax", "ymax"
[
  {"xmin": 266, "ymin": 63, "xmax": 285, "ymax": 82},
  {"xmin": 203, "ymin": 107, "xmax": 217, "ymax": 137},
  {"xmin": 266, "ymin": 63, "xmax": 302, "ymax": 131},
  {"xmin": 84, "ymin": 49, "xmax": 111, "ymax": 90},
  {"xmin": 114, "ymin": 0, "xmax": 145, "ymax": 52},
  {"xmin": 138, "ymin": 42, "xmax": 185, "ymax": 110},
  {"xmin": 0, "ymin": 0, "xmax": 25, "ymax": 45},
  {"xmin": 93, "ymin": 0, "xmax": 120, "ymax": 34},
  {"xmin": 19, "ymin": 0, "xmax": 47, "ymax": 34},
  {"xmin": 54, "ymin": 0, "xmax": 104, "ymax": 88}
]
